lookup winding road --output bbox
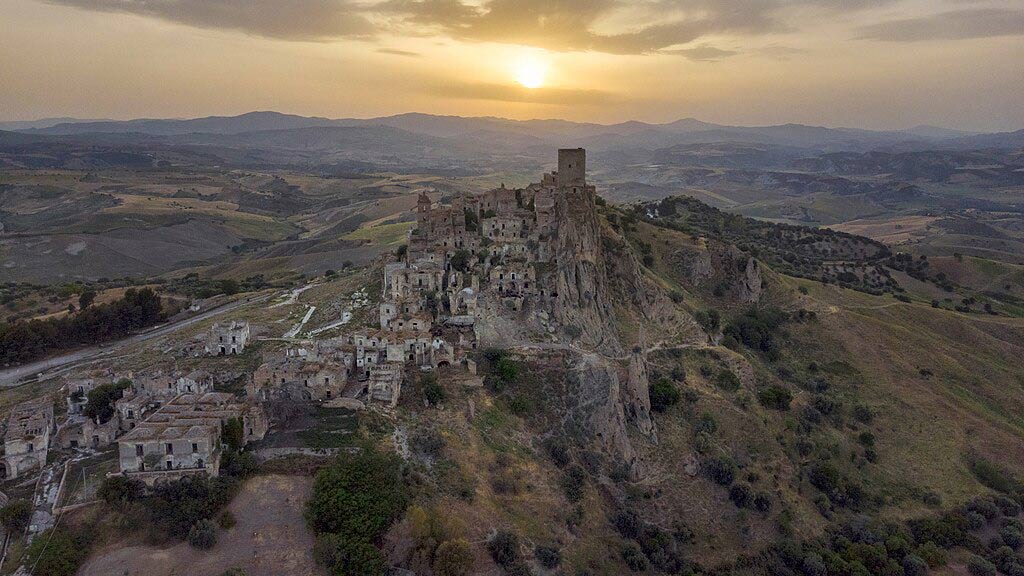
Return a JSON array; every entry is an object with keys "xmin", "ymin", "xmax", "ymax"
[{"xmin": 0, "ymin": 292, "xmax": 273, "ymax": 388}]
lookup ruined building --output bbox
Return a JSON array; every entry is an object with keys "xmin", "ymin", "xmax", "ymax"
[
  {"xmin": 205, "ymin": 320, "xmax": 249, "ymax": 356},
  {"xmin": 1, "ymin": 398, "xmax": 55, "ymax": 480},
  {"xmin": 117, "ymin": 392, "xmax": 267, "ymax": 485}
]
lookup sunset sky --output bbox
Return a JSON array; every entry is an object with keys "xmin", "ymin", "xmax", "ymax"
[{"xmin": 1, "ymin": 0, "xmax": 1022, "ymax": 131}]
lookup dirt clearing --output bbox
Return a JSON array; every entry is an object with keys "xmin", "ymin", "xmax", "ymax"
[{"xmin": 78, "ymin": 475, "xmax": 319, "ymax": 576}]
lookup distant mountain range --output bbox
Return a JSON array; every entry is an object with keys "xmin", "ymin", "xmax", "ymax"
[
  {"xmin": 1, "ymin": 111, "xmax": 1021, "ymax": 175},
  {"xmin": 9, "ymin": 110, "xmax": 1018, "ymax": 151}
]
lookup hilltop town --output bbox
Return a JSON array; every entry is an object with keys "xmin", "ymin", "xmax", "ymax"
[{"xmin": 2, "ymin": 146, "xmax": 1024, "ymax": 576}]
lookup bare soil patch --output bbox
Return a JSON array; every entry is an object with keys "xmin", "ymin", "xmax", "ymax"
[{"xmin": 78, "ymin": 474, "xmax": 319, "ymax": 576}]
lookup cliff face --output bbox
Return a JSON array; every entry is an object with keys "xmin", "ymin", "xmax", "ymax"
[
  {"xmin": 550, "ymin": 189, "xmax": 680, "ymax": 466},
  {"xmin": 553, "ymin": 187, "xmax": 619, "ymax": 355}
]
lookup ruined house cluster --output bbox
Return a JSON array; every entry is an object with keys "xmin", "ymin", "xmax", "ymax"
[
  {"xmin": 0, "ymin": 363, "xmax": 267, "ymax": 484},
  {"xmin": 248, "ymin": 148, "xmax": 595, "ymax": 409}
]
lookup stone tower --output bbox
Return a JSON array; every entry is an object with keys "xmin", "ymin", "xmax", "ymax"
[
  {"xmin": 416, "ymin": 191, "xmax": 431, "ymax": 229},
  {"xmin": 557, "ymin": 148, "xmax": 586, "ymax": 188}
]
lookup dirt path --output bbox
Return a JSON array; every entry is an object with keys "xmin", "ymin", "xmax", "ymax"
[{"xmin": 77, "ymin": 475, "xmax": 319, "ymax": 576}]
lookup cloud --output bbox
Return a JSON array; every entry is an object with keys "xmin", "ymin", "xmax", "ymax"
[
  {"xmin": 42, "ymin": 0, "xmax": 374, "ymax": 41},
  {"xmin": 661, "ymin": 45, "xmax": 738, "ymax": 61},
  {"xmin": 381, "ymin": 0, "xmax": 786, "ymax": 54},
  {"xmin": 857, "ymin": 8, "xmax": 1024, "ymax": 41},
  {"xmin": 428, "ymin": 81, "xmax": 621, "ymax": 105},
  {"xmin": 758, "ymin": 44, "xmax": 807, "ymax": 59},
  {"xmin": 377, "ymin": 48, "xmax": 421, "ymax": 56},
  {"xmin": 45, "ymin": 0, "xmax": 1017, "ymax": 55}
]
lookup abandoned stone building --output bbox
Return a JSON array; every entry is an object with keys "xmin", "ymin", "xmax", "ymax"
[
  {"xmin": 205, "ymin": 320, "xmax": 249, "ymax": 356},
  {"xmin": 116, "ymin": 392, "xmax": 267, "ymax": 485},
  {"xmin": 1, "ymin": 398, "xmax": 55, "ymax": 480},
  {"xmin": 250, "ymin": 340, "xmax": 352, "ymax": 402},
  {"xmin": 114, "ymin": 389, "xmax": 153, "ymax": 432},
  {"xmin": 58, "ymin": 414, "xmax": 118, "ymax": 450},
  {"xmin": 367, "ymin": 363, "xmax": 403, "ymax": 406},
  {"xmin": 131, "ymin": 368, "xmax": 213, "ymax": 401},
  {"xmin": 66, "ymin": 376, "xmax": 101, "ymax": 415}
]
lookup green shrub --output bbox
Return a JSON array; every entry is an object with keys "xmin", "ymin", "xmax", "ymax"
[
  {"xmin": 649, "ymin": 378, "xmax": 681, "ymax": 412},
  {"xmin": 560, "ymin": 464, "xmax": 587, "ymax": 503},
  {"xmin": 902, "ymin": 554, "xmax": 928, "ymax": 576},
  {"xmin": 188, "ymin": 518, "xmax": 218, "ymax": 549},
  {"xmin": 221, "ymin": 417, "xmax": 244, "ymax": 452},
  {"xmin": 723, "ymin": 307, "xmax": 789, "ymax": 358},
  {"xmin": 0, "ymin": 499, "xmax": 33, "ymax": 533},
  {"xmin": 434, "ymin": 538, "xmax": 474, "ymax": 576},
  {"xmin": 967, "ymin": 555, "xmax": 997, "ymax": 576},
  {"xmin": 613, "ymin": 509, "xmax": 642, "ymax": 539},
  {"xmin": 916, "ymin": 541, "xmax": 947, "ymax": 567},
  {"xmin": 622, "ymin": 543, "xmax": 648, "ymax": 571},
  {"xmin": 705, "ymin": 456, "xmax": 736, "ymax": 486},
  {"xmin": 487, "ymin": 530, "xmax": 519, "ymax": 567},
  {"xmin": 729, "ymin": 483, "xmax": 754, "ymax": 508},
  {"xmin": 84, "ymin": 379, "xmax": 132, "ymax": 423},
  {"xmin": 694, "ymin": 309, "xmax": 721, "ymax": 332},
  {"xmin": 313, "ymin": 532, "xmax": 387, "ymax": 576},
  {"xmin": 306, "ymin": 447, "xmax": 407, "ymax": 541},
  {"xmin": 716, "ymin": 370, "xmax": 741, "ymax": 392},
  {"xmin": 757, "ymin": 385, "xmax": 792, "ymax": 410},
  {"xmin": 218, "ymin": 510, "xmax": 237, "ymax": 529},
  {"xmin": 535, "ymin": 545, "xmax": 562, "ymax": 569},
  {"xmin": 97, "ymin": 476, "xmax": 144, "ymax": 511},
  {"xmin": 422, "ymin": 373, "xmax": 445, "ymax": 405},
  {"xmin": 24, "ymin": 527, "xmax": 93, "ymax": 576},
  {"xmin": 970, "ymin": 458, "xmax": 1023, "ymax": 494}
]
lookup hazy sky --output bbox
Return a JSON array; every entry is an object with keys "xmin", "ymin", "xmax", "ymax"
[{"xmin": 1, "ymin": 0, "xmax": 1022, "ymax": 131}]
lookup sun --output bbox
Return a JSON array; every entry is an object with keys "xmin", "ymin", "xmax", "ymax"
[{"xmin": 515, "ymin": 57, "xmax": 547, "ymax": 89}]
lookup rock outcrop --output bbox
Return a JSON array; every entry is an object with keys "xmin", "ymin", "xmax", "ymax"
[
  {"xmin": 565, "ymin": 354, "xmax": 643, "ymax": 480},
  {"xmin": 668, "ymin": 239, "xmax": 762, "ymax": 304},
  {"xmin": 623, "ymin": 352, "xmax": 656, "ymax": 442}
]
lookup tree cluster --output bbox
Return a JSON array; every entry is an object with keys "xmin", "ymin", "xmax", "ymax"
[{"xmin": 0, "ymin": 288, "xmax": 163, "ymax": 365}]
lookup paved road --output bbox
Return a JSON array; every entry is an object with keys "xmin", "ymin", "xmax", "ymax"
[{"xmin": 0, "ymin": 293, "xmax": 272, "ymax": 388}]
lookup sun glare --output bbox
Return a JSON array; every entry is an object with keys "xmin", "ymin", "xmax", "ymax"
[{"xmin": 515, "ymin": 57, "xmax": 547, "ymax": 89}]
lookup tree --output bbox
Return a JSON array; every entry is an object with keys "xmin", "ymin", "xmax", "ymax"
[
  {"xmin": 78, "ymin": 289, "xmax": 97, "ymax": 309},
  {"xmin": 449, "ymin": 250, "xmax": 472, "ymax": 273},
  {"xmin": 0, "ymin": 499, "xmax": 33, "ymax": 533},
  {"xmin": 434, "ymin": 539, "xmax": 474, "ymax": 576},
  {"xmin": 97, "ymin": 476, "xmax": 144, "ymax": 511},
  {"xmin": 188, "ymin": 518, "xmax": 218, "ymax": 549},
  {"xmin": 222, "ymin": 417, "xmax": 244, "ymax": 452},
  {"xmin": 314, "ymin": 533, "xmax": 386, "ymax": 576},
  {"xmin": 306, "ymin": 447, "xmax": 407, "ymax": 575},
  {"xmin": 84, "ymin": 379, "xmax": 131, "ymax": 423}
]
